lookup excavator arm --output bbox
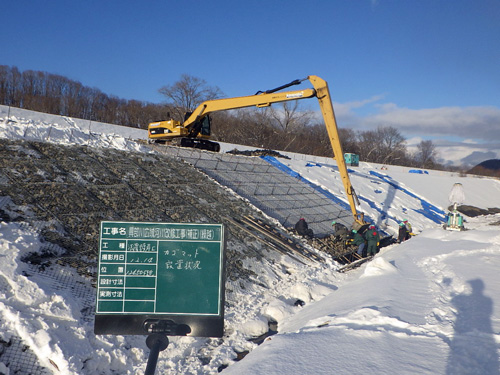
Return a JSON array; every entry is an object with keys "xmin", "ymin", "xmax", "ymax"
[
  {"xmin": 308, "ymin": 75, "xmax": 363, "ymax": 224},
  {"xmin": 182, "ymin": 80, "xmax": 316, "ymax": 136},
  {"xmin": 148, "ymin": 75, "xmax": 364, "ymax": 223}
]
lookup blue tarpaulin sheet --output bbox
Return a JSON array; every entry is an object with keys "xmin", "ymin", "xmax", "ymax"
[
  {"xmin": 409, "ymin": 169, "xmax": 429, "ymax": 174},
  {"xmin": 261, "ymin": 156, "xmax": 445, "ymax": 229}
]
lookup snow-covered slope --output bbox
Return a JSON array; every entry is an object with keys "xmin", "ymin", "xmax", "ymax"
[
  {"xmin": 1, "ymin": 107, "xmax": 499, "ymax": 374},
  {"xmin": 280, "ymin": 156, "xmax": 500, "ymax": 236}
]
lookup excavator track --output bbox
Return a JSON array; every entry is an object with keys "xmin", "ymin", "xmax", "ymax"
[{"xmin": 180, "ymin": 137, "xmax": 221, "ymax": 152}]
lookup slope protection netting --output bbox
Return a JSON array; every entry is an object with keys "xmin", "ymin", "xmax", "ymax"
[
  {"xmin": 160, "ymin": 146, "xmax": 353, "ymax": 237},
  {"xmin": 0, "ymin": 336, "xmax": 53, "ymax": 375},
  {"xmin": 0, "ymin": 138, "xmax": 283, "ymax": 281},
  {"xmin": 0, "ymin": 139, "xmax": 293, "ymax": 373}
]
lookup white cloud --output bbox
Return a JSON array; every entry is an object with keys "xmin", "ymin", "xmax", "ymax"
[
  {"xmin": 462, "ymin": 139, "xmax": 479, "ymax": 144},
  {"xmin": 334, "ymin": 95, "xmax": 385, "ymax": 112},
  {"xmin": 405, "ymin": 136, "xmax": 424, "ymax": 147},
  {"xmin": 330, "ymin": 98, "xmax": 500, "ymax": 166},
  {"xmin": 430, "ymin": 139, "xmax": 500, "ymax": 166},
  {"xmin": 360, "ymin": 104, "xmax": 500, "ymax": 141}
]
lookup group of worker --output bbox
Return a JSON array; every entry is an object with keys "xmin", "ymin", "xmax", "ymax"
[
  {"xmin": 398, "ymin": 220, "xmax": 412, "ymax": 243},
  {"xmin": 332, "ymin": 221, "xmax": 380, "ymax": 257},
  {"xmin": 295, "ymin": 217, "xmax": 413, "ymax": 258},
  {"xmin": 335, "ymin": 219, "xmax": 412, "ymax": 256}
]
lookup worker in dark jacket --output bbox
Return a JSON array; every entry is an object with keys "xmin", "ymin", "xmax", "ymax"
[
  {"xmin": 332, "ymin": 221, "xmax": 349, "ymax": 243},
  {"xmin": 351, "ymin": 229, "xmax": 366, "ymax": 256},
  {"xmin": 295, "ymin": 218, "xmax": 314, "ymax": 238},
  {"xmin": 365, "ymin": 225, "xmax": 380, "ymax": 256},
  {"xmin": 398, "ymin": 222, "xmax": 407, "ymax": 243}
]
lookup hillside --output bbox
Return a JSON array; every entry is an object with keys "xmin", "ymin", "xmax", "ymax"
[
  {"xmin": 468, "ymin": 159, "xmax": 500, "ymax": 178},
  {"xmin": 1, "ymin": 107, "xmax": 500, "ymax": 374}
]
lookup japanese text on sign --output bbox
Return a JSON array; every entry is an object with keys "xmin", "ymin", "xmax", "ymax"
[{"xmin": 101, "ymin": 225, "xmax": 218, "ymax": 240}]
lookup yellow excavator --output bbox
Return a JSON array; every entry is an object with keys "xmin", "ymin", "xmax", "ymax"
[{"xmin": 148, "ymin": 75, "xmax": 364, "ymax": 224}]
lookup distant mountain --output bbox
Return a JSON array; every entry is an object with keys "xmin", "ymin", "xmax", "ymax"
[
  {"xmin": 460, "ymin": 151, "xmax": 498, "ymax": 167},
  {"xmin": 467, "ymin": 159, "xmax": 500, "ymax": 177}
]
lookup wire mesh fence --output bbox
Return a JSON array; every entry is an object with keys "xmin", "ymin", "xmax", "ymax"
[{"xmin": 158, "ymin": 145, "xmax": 352, "ymax": 237}]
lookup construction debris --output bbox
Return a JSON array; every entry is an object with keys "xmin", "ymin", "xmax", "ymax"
[{"xmin": 226, "ymin": 148, "xmax": 291, "ymax": 159}]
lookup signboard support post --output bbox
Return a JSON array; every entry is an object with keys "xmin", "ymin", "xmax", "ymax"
[{"xmin": 145, "ymin": 333, "xmax": 169, "ymax": 375}]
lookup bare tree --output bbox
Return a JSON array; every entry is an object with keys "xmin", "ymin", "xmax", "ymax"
[
  {"xmin": 338, "ymin": 128, "xmax": 360, "ymax": 155},
  {"xmin": 416, "ymin": 140, "xmax": 438, "ymax": 168},
  {"xmin": 158, "ymin": 74, "xmax": 224, "ymax": 121},
  {"xmin": 358, "ymin": 129, "xmax": 380, "ymax": 162},
  {"xmin": 377, "ymin": 126, "xmax": 407, "ymax": 165},
  {"xmin": 269, "ymin": 101, "xmax": 313, "ymax": 131},
  {"xmin": 356, "ymin": 126, "xmax": 407, "ymax": 164}
]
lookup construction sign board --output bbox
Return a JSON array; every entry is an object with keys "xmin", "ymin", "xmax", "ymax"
[{"xmin": 94, "ymin": 221, "xmax": 225, "ymax": 337}]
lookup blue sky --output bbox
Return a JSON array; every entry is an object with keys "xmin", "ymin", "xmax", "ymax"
[{"xmin": 3, "ymin": 0, "xmax": 500, "ymax": 165}]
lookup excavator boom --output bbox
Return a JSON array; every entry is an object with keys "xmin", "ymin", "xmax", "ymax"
[{"xmin": 148, "ymin": 75, "xmax": 363, "ymax": 223}]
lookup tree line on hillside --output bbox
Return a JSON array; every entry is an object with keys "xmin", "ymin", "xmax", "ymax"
[
  {"xmin": 0, "ymin": 66, "xmax": 464, "ymax": 171},
  {"xmin": 0, "ymin": 65, "xmax": 170, "ymax": 128}
]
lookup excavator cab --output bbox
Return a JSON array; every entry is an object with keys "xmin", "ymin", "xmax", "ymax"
[
  {"xmin": 179, "ymin": 113, "xmax": 219, "ymax": 151},
  {"xmin": 199, "ymin": 115, "xmax": 211, "ymax": 136},
  {"xmin": 149, "ymin": 113, "xmax": 217, "ymax": 150},
  {"xmin": 183, "ymin": 112, "xmax": 212, "ymax": 136}
]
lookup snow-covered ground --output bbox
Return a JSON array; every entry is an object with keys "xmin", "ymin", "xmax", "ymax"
[
  {"xmin": 224, "ymin": 216, "xmax": 500, "ymax": 375},
  {"xmin": 1, "ymin": 107, "xmax": 499, "ymax": 374}
]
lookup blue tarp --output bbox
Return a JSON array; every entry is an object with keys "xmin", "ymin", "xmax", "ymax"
[
  {"xmin": 409, "ymin": 169, "xmax": 429, "ymax": 174},
  {"xmin": 260, "ymin": 155, "xmax": 301, "ymax": 178}
]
